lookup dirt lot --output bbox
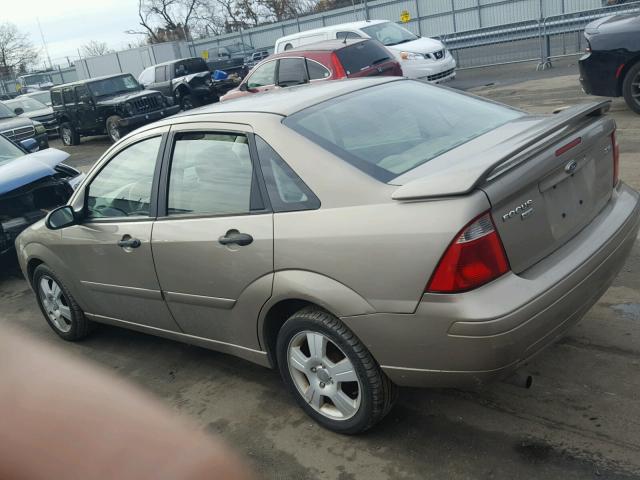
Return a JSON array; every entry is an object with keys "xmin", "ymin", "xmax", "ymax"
[{"xmin": 2, "ymin": 61, "xmax": 640, "ymax": 479}]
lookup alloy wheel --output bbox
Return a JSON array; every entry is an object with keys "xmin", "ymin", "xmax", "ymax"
[
  {"xmin": 287, "ymin": 330, "xmax": 361, "ymax": 421},
  {"xmin": 39, "ymin": 275, "xmax": 72, "ymax": 333},
  {"xmin": 109, "ymin": 122, "xmax": 121, "ymax": 142},
  {"xmin": 62, "ymin": 127, "xmax": 72, "ymax": 145}
]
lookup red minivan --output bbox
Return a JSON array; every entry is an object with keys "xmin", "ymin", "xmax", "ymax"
[{"xmin": 221, "ymin": 39, "xmax": 403, "ymax": 101}]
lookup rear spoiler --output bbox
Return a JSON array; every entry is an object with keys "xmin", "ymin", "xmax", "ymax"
[{"xmin": 392, "ymin": 100, "xmax": 611, "ymax": 201}]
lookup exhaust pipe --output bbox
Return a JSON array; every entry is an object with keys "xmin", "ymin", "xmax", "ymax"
[{"xmin": 503, "ymin": 372, "xmax": 533, "ymax": 389}]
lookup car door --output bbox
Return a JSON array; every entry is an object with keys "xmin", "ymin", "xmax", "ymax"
[
  {"xmin": 55, "ymin": 127, "xmax": 181, "ymax": 331},
  {"xmin": 151, "ymin": 123, "xmax": 274, "ymax": 349},
  {"xmin": 244, "ymin": 59, "xmax": 278, "ymax": 94},
  {"xmin": 74, "ymin": 85, "xmax": 99, "ymax": 132}
]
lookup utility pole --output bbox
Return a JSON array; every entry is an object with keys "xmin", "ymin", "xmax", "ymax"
[{"xmin": 37, "ymin": 17, "xmax": 53, "ymax": 70}]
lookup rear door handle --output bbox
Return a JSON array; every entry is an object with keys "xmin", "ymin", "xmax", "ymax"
[
  {"xmin": 117, "ymin": 236, "xmax": 141, "ymax": 249},
  {"xmin": 218, "ymin": 230, "xmax": 253, "ymax": 246}
]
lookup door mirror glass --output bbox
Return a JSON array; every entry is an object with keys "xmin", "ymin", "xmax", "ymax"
[
  {"xmin": 46, "ymin": 205, "xmax": 77, "ymax": 230},
  {"xmin": 239, "ymin": 82, "xmax": 248, "ymax": 92},
  {"xmin": 13, "ymin": 107, "xmax": 24, "ymax": 115},
  {"xmin": 20, "ymin": 137, "xmax": 39, "ymax": 153}
]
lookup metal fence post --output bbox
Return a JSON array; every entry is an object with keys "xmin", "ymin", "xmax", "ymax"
[
  {"xmin": 414, "ymin": 0, "xmax": 422, "ymax": 35},
  {"xmin": 363, "ymin": 0, "xmax": 370, "ymax": 20},
  {"xmin": 476, "ymin": 0, "xmax": 481, "ymax": 28},
  {"xmin": 536, "ymin": 18, "xmax": 552, "ymax": 70},
  {"xmin": 451, "ymin": 0, "xmax": 457, "ymax": 32}
]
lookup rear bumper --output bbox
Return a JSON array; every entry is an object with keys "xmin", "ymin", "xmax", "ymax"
[
  {"xmin": 578, "ymin": 52, "xmax": 621, "ymax": 98},
  {"xmin": 118, "ymin": 105, "xmax": 180, "ymax": 129},
  {"xmin": 342, "ymin": 183, "xmax": 640, "ymax": 388}
]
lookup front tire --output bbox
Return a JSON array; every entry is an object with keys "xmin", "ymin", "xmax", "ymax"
[
  {"xmin": 33, "ymin": 264, "xmax": 93, "ymax": 341},
  {"xmin": 622, "ymin": 62, "xmax": 640, "ymax": 115},
  {"xmin": 276, "ymin": 307, "xmax": 397, "ymax": 434},
  {"xmin": 106, "ymin": 116, "xmax": 123, "ymax": 143},
  {"xmin": 60, "ymin": 122, "xmax": 80, "ymax": 146}
]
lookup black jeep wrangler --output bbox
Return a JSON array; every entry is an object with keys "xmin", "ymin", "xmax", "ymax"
[
  {"xmin": 51, "ymin": 74, "xmax": 180, "ymax": 144},
  {"xmin": 138, "ymin": 57, "xmax": 239, "ymax": 110}
]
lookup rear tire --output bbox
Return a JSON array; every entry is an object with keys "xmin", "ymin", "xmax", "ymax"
[
  {"xmin": 106, "ymin": 116, "xmax": 123, "ymax": 143},
  {"xmin": 622, "ymin": 62, "xmax": 640, "ymax": 115},
  {"xmin": 60, "ymin": 122, "xmax": 80, "ymax": 146},
  {"xmin": 33, "ymin": 264, "xmax": 93, "ymax": 341},
  {"xmin": 276, "ymin": 307, "xmax": 397, "ymax": 434}
]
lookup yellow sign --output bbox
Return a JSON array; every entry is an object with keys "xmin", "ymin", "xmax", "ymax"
[
  {"xmin": 201, "ymin": 50, "xmax": 209, "ymax": 60},
  {"xmin": 400, "ymin": 10, "xmax": 411, "ymax": 23}
]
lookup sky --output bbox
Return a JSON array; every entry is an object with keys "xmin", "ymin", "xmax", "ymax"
[{"xmin": 6, "ymin": 0, "xmax": 145, "ymax": 68}]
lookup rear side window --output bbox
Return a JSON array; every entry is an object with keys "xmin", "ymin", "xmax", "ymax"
[
  {"xmin": 336, "ymin": 40, "xmax": 392, "ymax": 76},
  {"xmin": 284, "ymin": 81, "xmax": 523, "ymax": 182},
  {"xmin": 62, "ymin": 88, "xmax": 75, "ymax": 104},
  {"xmin": 155, "ymin": 66, "xmax": 167, "ymax": 82},
  {"xmin": 255, "ymin": 136, "xmax": 319, "ymax": 212},
  {"xmin": 51, "ymin": 90, "xmax": 62, "ymax": 106},
  {"xmin": 277, "ymin": 58, "xmax": 308, "ymax": 87},
  {"xmin": 306, "ymin": 60, "xmax": 330, "ymax": 80}
]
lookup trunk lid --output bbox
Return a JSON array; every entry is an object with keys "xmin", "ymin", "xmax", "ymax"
[{"xmin": 392, "ymin": 101, "xmax": 616, "ymax": 273}]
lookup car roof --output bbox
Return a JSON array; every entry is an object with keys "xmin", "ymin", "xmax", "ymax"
[
  {"xmin": 285, "ymin": 38, "xmax": 367, "ymax": 53},
  {"xmin": 51, "ymin": 73, "xmax": 133, "ymax": 90},
  {"xmin": 172, "ymin": 77, "xmax": 401, "ymax": 118},
  {"xmin": 277, "ymin": 19, "xmax": 387, "ymax": 42}
]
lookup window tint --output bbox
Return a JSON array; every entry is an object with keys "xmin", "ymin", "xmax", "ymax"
[
  {"xmin": 167, "ymin": 132, "xmax": 263, "ymax": 216},
  {"xmin": 336, "ymin": 40, "xmax": 392, "ymax": 76},
  {"xmin": 62, "ymin": 88, "xmax": 75, "ymax": 104},
  {"xmin": 247, "ymin": 61, "xmax": 276, "ymax": 88},
  {"xmin": 86, "ymin": 136, "xmax": 161, "ymax": 219},
  {"xmin": 155, "ymin": 66, "xmax": 167, "ymax": 82},
  {"xmin": 256, "ymin": 136, "xmax": 319, "ymax": 212},
  {"xmin": 75, "ymin": 85, "xmax": 90, "ymax": 102},
  {"xmin": 277, "ymin": 58, "xmax": 308, "ymax": 86},
  {"xmin": 284, "ymin": 81, "xmax": 523, "ymax": 182},
  {"xmin": 306, "ymin": 59, "xmax": 331, "ymax": 80},
  {"xmin": 51, "ymin": 91, "xmax": 62, "ymax": 106},
  {"xmin": 336, "ymin": 31, "xmax": 362, "ymax": 39}
]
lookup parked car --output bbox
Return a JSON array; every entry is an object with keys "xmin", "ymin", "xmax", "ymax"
[
  {"xmin": 274, "ymin": 20, "xmax": 456, "ymax": 82},
  {"xmin": 23, "ymin": 90, "xmax": 53, "ymax": 107},
  {"xmin": 0, "ymin": 135, "xmax": 84, "ymax": 256},
  {"xmin": 138, "ymin": 57, "xmax": 239, "ymax": 110},
  {"xmin": 221, "ymin": 39, "xmax": 403, "ymax": 102},
  {"xmin": 3, "ymin": 97, "xmax": 58, "ymax": 137},
  {"xmin": 16, "ymin": 73, "xmax": 55, "ymax": 93},
  {"xmin": 0, "ymin": 102, "xmax": 49, "ymax": 150},
  {"xmin": 51, "ymin": 74, "xmax": 180, "ymax": 144},
  {"xmin": 16, "ymin": 78, "xmax": 639, "ymax": 434},
  {"xmin": 579, "ymin": 14, "xmax": 640, "ymax": 114}
]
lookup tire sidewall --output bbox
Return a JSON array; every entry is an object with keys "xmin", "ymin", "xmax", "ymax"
[
  {"xmin": 33, "ymin": 265, "xmax": 84, "ymax": 341},
  {"xmin": 622, "ymin": 63, "xmax": 640, "ymax": 115},
  {"xmin": 60, "ymin": 122, "xmax": 75, "ymax": 146},
  {"xmin": 276, "ymin": 315, "xmax": 376, "ymax": 434},
  {"xmin": 106, "ymin": 116, "xmax": 122, "ymax": 143}
]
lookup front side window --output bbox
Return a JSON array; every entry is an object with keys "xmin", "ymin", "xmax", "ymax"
[
  {"xmin": 284, "ymin": 81, "xmax": 523, "ymax": 182},
  {"xmin": 51, "ymin": 91, "xmax": 62, "ymax": 107},
  {"xmin": 62, "ymin": 88, "xmax": 75, "ymax": 104},
  {"xmin": 246, "ymin": 61, "xmax": 277, "ymax": 89},
  {"xmin": 167, "ymin": 132, "xmax": 263, "ymax": 216},
  {"xmin": 277, "ymin": 58, "xmax": 308, "ymax": 87},
  {"xmin": 86, "ymin": 136, "xmax": 161, "ymax": 219},
  {"xmin": 75, "ymin": 85, "xmax": 90, "ymax": 103}
]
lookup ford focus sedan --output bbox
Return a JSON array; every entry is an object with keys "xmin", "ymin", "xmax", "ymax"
[{"xmin": 16, "ymin": 78, "xmax": 640, "ymax": 434}]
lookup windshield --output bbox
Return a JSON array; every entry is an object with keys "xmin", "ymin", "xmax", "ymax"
[
  {"xmin": 22, "ymin": 74, "xmax": 53, "ymax": 85},
  {"xmin": 284, "ymin": 81, "xmax": 523, "ymax": 182},
  {"xmin": 0, "ymin": 102, "xmax": 16, "ymax": 119},
  {"xmin": 28, "ymin": 91, "xmax": 52, "ymax": 105},
  {"xmin": 5, "ymin": 97, "xmax": 47, "ymax": 113},
  {"xmin": 0, "ymin": 135, "xmax": 25, "ymax": 166},
  {"xmin": 361, "ymin": 22, "xmax": 419, "ymax": 46},
  {"xmin": 88, "ymin": 75, "xmax": 141, "ymax": 97}
]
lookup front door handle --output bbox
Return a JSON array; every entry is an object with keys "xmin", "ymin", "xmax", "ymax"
[
  {"xmin": 117, "ymin": 236, "xmax": 141, "ymax": 249},
  {"xmin": 218, "ymin": 230, "xmax": 253, "ymax": 246}
]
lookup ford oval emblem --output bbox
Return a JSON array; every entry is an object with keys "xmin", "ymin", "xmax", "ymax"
[{"xmin": 565, "ymin": 160, "xmax": 578, "ymax": 173}]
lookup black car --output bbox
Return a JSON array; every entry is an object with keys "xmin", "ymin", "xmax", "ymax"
[
  {"xmin": 0, "ymin": 102, "xmax": 49, "ymax": 150},
  {"xmin": 138, "ymin": 57, "xmax": 239, "ymax": 110},
  {"xmin": 579, "ymin": 14, "xmax": 640, "ymax": 114},
  {"xmin": 51, "ymin": 74, "xmax": 180, "ymax": 144}
]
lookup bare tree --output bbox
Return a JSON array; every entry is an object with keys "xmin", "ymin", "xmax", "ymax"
[
  {"xmin": 81, "ymin": 41, "xmax": 113, "ymax": 57},
  {"xmin": 127, "ymin": 0, "xmax": 200, "ymax": 43},
  {"xmin": 0, "ymin": 23, "xmax": 38, "ymax": 76}
]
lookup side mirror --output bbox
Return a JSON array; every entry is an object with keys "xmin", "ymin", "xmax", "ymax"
[
  {"xmin": 20, "ymin": 137, "xmax": 39, "ymax": 153},
  {"xmin": 239, "ymin": 83, "xmax": 248, "ymax": 92},
  {"xmin": 14, "ymin": 107, "xmax": 24, "ymax": 115},
  {"xmin": 46, "ymin": 205, "xmax": 77, "ymax": 230}
]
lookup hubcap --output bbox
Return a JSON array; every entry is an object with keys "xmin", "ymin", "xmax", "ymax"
[
  {"xmin": 62, "ymin": 128, "xmax": 71, "ymax": 144},
  {"xmin": 39, "ymin": 276, "xmax": 72, "ymax": 333},
  {"xmin": 287, "ymin": 331, "xmax": 361, "ymax": 421},
  {"xmin": 109, "ymin": 123, "xmax": 120, "ymax": 141}
]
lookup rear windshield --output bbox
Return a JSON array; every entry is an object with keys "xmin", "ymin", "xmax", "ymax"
[
  {"xmin": 284, "ymin": 80, "xmax": 523, "ymax": 182},
  {"xmin": 336, "ymin": 40, "xmax": 392, "ymax": 76}
]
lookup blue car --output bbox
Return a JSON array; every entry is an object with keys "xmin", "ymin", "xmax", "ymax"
[{"xmin": 0, "ymin": 136, "xmax": 84, "ymax": 255}]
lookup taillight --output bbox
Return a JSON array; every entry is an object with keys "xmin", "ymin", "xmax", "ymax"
[
  {"xmin": 612, "ymin": 130, "xmax": 620, "ymax": 186},
  {"xmin": 426, "ymin": 212, "xmax": 510, "ymax": 293},
  {"xmin": 331, "ymin": 53, "xmax": 347, "ymax": 79}
]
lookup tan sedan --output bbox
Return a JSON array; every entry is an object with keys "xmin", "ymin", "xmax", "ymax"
[{"xmin": 16, "ymin": 78, "xmax": 640, "ymax": 433}]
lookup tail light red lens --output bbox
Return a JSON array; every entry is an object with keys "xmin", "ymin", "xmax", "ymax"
[
  {"xmin": 612, "ymin": 130, "xmax": 620, "ymax": 187},
  {"xmin": 330, "ymin": 53, "xmax": 347, "ymax": 79},
  {"xmin": 426, "ymin": 212, "xmax": 510, "ymax": 293}
]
